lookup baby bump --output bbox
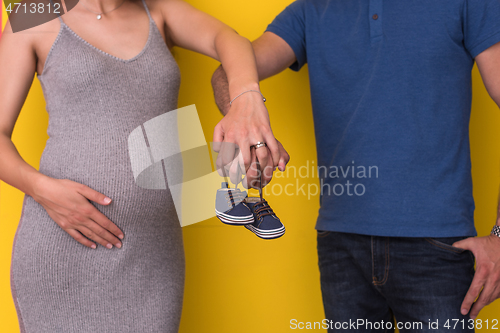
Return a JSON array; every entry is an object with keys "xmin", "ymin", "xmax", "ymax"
[
  {"xmin": 38, "ymin": 137, "xmax": 181, "ymax": 227},
  {"xmin": 11, "ymin": 195, "xmax": 184, "ymax": 304}
]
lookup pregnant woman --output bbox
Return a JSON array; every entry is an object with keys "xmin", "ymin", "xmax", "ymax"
[{"xmin": 0, "ymin": 0, "xmax": 277, "ymax": 331}]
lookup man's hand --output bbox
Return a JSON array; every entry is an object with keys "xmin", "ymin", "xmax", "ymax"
[
  {"xmin": 452, "ymin": 234, "xmax": 500, "ymax": 319},
  {"xmin": 245, "ymin": 139, "xmax": 290, "ymax": 189}
]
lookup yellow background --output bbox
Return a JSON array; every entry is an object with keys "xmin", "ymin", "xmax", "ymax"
[{"xmin": 1, "ymin": 1, "xmax": 500, "ymax": 332}]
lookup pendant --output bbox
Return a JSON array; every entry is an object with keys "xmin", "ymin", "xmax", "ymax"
[{"xmin": 97, "ymin": 14, "xmax": 102, "ymax": 20}]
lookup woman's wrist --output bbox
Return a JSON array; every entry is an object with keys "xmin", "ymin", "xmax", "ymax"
[
  {"xmin": 29, "ymin": 172, "xmax": 51, "ymax": 201},
  {"xmin": 228, "ymin": 81, "xmax": 260, "ymax": 100},
  {"xmin": 227, "ymin": 89, "xmax": 267, "ymax": 114},
  {"xmin": 229, "ymin": 89, "xmax": 266, "ymax": 108}
]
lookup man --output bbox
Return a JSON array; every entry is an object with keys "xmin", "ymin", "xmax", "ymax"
[{"xmin": 211, "ymin": 0, "xmax": 500, "ymax": 331}]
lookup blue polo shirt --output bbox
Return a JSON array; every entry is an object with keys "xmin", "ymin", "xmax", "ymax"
[{"xmin": 267, "ymin": 0, "xmax": 500, "ymax": 237}]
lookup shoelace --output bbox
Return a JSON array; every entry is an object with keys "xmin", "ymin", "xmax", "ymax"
[
  {"xmin": 249, "ymin": 147, "xmax": 274, "ymax": 220},
  {"xmin": 252, "ymin": 199, "xmax": 275, "ymax": 220},
  {"xmin": 226, "ymin": 190, "xmax": 247, "ymax": 206}
]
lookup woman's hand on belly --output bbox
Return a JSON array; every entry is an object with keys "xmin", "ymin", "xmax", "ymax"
[{"xmin": 32, "ymin": 176, "xmax": 124, "ymax": 249}]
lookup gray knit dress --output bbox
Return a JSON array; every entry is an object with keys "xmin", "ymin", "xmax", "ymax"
[{"xmin": 10, "ymin": 1, "xmax": 185, "ymax": 331}]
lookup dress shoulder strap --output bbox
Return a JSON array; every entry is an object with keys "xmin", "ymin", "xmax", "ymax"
[
  {"xmin": 49, "ymin": 0, "xmax": 65, "ymax": 24},
  {"xmin": 140, "ymin": 0, "xmax": 153, "ymax": 22}
]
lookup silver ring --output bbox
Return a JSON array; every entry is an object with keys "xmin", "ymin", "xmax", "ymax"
[{"xmin": 252, "ymin": 142, "xmax": 267, "ymax": 149}]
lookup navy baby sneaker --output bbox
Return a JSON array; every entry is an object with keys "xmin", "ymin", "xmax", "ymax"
[
  {"xmin": 244, "ymin": 197, "xmax": 285, "ymax": 239},
  {"xmin": 215, "ymin": 182, "xmax": 254, "ymax": 225}
]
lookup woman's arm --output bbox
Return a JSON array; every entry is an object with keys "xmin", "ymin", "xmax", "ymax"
[
  {"xmin": 0, "ymin": 24, "xmax": 39, "ymax": 196},
  {"xmin": 211, "ymin": 32, "xmax": 296, "ymax": 184},
  {"xmin": 0, "ymin": 22, "xmax": 123, "ymax": 249},
  {"xmin": 160, "ymin": 0, "xmax": 280, "ymax": 186}
]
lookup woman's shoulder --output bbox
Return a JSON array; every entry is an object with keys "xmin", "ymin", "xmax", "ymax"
[
  {"xmin": 143, "ymin": 0, "xmax": 192, "ymax": 20},
  {"xmin": 2, "ymin": 12, "xmax": 60, "ymax": 34},
  {"xmin": 1, "ymin": 14, "xmax": 61, "ymax": 53}
]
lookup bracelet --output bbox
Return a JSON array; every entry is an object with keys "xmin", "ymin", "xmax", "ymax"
[
  {"xmin": 492, "ymin": 225, "xmax": 500, "ymax": 238},
  {"xmin": 229, "ymin": 90, "xmax": 266, "ymax": 107}
]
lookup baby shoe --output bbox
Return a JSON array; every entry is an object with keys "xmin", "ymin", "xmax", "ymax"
[
  {"xmin": 244, "ymin": 197, "xmax": 285, "ymax": 239},
  {"xmin": 215, "ymin": 182, "xmax": 254, "ymax": 225}
]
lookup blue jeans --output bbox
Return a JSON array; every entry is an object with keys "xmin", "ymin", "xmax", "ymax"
[{"xmin": 317, "ymin": 231, "xmax": 476, "ymax": 332}]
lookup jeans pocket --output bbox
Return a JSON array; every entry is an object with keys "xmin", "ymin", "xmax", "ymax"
[
  {"xmin": 425, "ymin": 237, "xmax": 469, "ymax": 254},
  {"xmin": 317, "ymin": 230, "xmax": 331, "ymax": 238}
]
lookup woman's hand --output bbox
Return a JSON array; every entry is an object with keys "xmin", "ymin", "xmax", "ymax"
[
  {"xmin": 213, "ymin": 91, "xmax": 281, "ymax": 187},
  {"xmin": 32, "ymin": 176, "xmax": 124, "ymax": 249}
]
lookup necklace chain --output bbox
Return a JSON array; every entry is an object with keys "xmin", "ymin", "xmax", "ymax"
[{"xmin": 80, "ymin": 0, "xmax": 126, "ymax": 19}]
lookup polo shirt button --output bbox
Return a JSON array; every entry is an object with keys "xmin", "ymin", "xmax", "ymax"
[{"xmin": 372, "ymin": 14, "xmax": 379, "ymax": 20}]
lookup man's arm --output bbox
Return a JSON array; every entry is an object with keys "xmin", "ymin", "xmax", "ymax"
[
  {"xmin": 476, "ymin": 42, "xmax": 500, "ymax": 103},
  {"xmin": 452, "ymin": 41, "xmax": 500, "ymax": 320},
  {"xmin": 211, "ymin": 32, "xmax": 295, "ymax": 185}
]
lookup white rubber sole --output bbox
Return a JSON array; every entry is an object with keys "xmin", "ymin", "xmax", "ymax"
[
  {"xmin": 215, "ymin": 209, "xmax": 254, "ymax": 225},
  {"xmin": 244, "ymin": 224, "xmax": 286, "ymax": 239}
]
